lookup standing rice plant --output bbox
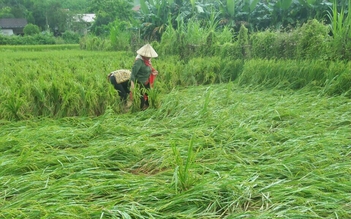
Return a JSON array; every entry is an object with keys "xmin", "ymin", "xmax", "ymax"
[
  {"xmin": 219, "ymin": 58, "xmax": 244, "ymax": 82},
  {"xmin": 200, "ymin": 87, "xmax": 212, "ymax": 117},
  {"xmin": 155, "ymin": 57, "xmax": 184, "ymax": 90},
  {"xmin": 47, "ymin": 81, "xmax": 64, "ymax": 117},
  {"xmin": 147, "ymin": 87, "xmax": 160, "ymax": 109},
  {"xmin": 129, "ymin": 83, "xmax": 142, "ymax": 113},
  {"xmin": 181, "ymin": 57, "xmax": 221, "ymax": 86},
  {"xmin": 214, "ymin": 41, "xmax": 243, "ymax": 60},
  {"xmin": 1, "ymin": 91, "xmax": 25, "ymax": 121},
  {"xmin": 237, "ymin": 59, "xmax": 332, "ymax": 90},
  {"xmin": 172, "ymin": 136, "xmax": 198, "ymax": 193},
  {"xmin": 322, "ymin": 61, "xmax": 351, "ymax": 97}
]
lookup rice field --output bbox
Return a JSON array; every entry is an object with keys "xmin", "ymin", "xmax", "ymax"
[{"xmin": 0, "ymin": 48, "xmax": 351, "ymax": 218}]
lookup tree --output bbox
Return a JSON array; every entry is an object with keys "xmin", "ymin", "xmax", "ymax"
[
  {"xmin": 0, "ymin": 6, "xmax": 13, "ymax": 18},
  {"xmin": 89, "ymin": 0, "xmax": 135, "ymax": 36},
  {"xmin": 24, "ymin": 0, "xmax": 71, "ymax": 35},
  {"xmin": 46, "ymin": 1, "xmax": 69, "ymax": 35},
  {"xmin": 60, "ymin": 0, "xmax": 90, "ymax": 12}
]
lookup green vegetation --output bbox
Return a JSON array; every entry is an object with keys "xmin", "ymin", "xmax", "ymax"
[
  {"xmin": 0, "ymin": 48, "xmax": 351, "ymax": 120},
  {"xmin": 1, "ymin": 48, "xmax": 350, "ymax": 121},
  {"xmin": 23, "ymin": 23, "xmax": 40, "ymax": 36},
  {"xmin": 2, "ymin": 0, "xmax": 351, "ymax": 63},
  {"xmin": 1, "ymin": 82, "xmax": 350, "ymax": 218},
  {"xmin": 0, "ymin": 44, "xmax": 79, "ymax": 51},
  {"xmin": 1, "ymin": 2, "xmax": 350, "ymax": 219},
  {"xmin": 0, "ymin": 43, "xmax": 350, "ymax": 218}
]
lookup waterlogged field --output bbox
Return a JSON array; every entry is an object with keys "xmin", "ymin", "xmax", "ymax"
[{"xmin": 0, "ymin": 48, "xmax": 351, "ymax": 218}]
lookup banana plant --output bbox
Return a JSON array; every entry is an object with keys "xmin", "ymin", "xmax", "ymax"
[
  {"xmin": 217, "ymin": 0, "xmax": 259, "ymax": 29},
  {"xmin": 236, "ymin": 0, "xmax": 260, "ymax": 19},
  {"xmin": 138, "ymin": 0, "xmax": 203, "ymax": 41},
  {"xmin": 139, "ymin": 0, "xmax": 174, "ymax": 41},
  {"xmin": 277, "ymin": 0, "xmax": 293, "ymax": 10},
  {"xmin": 216, "ymin": 0, "xmax": 237, "ymax": 27}
]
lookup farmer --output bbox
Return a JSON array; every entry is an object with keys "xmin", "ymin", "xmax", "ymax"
[
  {"xmin": 130, "ymin": 43, "xmax": 158, "ymax": 110},
  {"xmin": 107, "ymin": 69, "xmax": 131, "ymax": 106}
]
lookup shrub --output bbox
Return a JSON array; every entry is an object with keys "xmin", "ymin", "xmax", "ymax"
[
  {"xmin": 61, "ymin": 31, "xmax": 80, "ymax": 44},
  {"xmin": 238, "ymin": 25, "xmax": 250, "ymax": 59},
  {"xmin": 80, "ymin": 35, "xmax": 112, "ymax": 51},
  {"xmin": 295, "ymin": 19, "xmax": 331, "ymax": 60},
  {"xmin": 109, "ymin": 19, "xmax": 133, "ymax": 51},
  {"xmin": 250, "ymin": 30, "xmax": 278, "ymax": 59},
  {"xmin": 23, "ymin": 23, "xmax": 40, "ymax": 36}
]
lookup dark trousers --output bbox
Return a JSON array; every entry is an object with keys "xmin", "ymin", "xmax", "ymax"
[{"xmin": 109, "ymin": 75, "xmax": 130, "ymax": 102}]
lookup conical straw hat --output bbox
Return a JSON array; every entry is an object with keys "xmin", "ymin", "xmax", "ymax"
[{"xmin": 137, "ymin": 44, "xmax": 158, "ymax": 58}]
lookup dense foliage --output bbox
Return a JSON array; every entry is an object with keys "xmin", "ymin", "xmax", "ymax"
[
  {"xmin": 2, "ymin": 0, "xmax": 351, "ymax": 62},
  {"xmin": 0, "ymin": 0, "xmax": 347, "ymax": 37},
  {"xmin": 1, "ymin": 2, "xmax": 350, "ymax": 218}
]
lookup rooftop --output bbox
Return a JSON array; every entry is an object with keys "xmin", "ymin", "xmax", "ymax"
[{"xmin": 0, "ymin": 18, "xmax": 27, "ymax": 28}]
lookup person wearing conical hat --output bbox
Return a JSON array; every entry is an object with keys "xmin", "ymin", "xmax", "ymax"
[{"xmin": 130, "ymin": 43, "xmax": 158, "ymax": 110}]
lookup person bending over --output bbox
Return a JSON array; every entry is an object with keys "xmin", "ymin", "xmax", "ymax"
[{"xmin": 108, "ymin": 69, "xmax": 131, "ymax": 106}]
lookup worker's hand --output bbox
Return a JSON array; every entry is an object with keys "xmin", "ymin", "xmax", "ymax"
[
  {"xmin": 130, "ymin": 81, "xmax": 135, "ymax": 91},
  {"xmin": 152, "ymin": 69, "xmax": 158, "ymax": 76}
]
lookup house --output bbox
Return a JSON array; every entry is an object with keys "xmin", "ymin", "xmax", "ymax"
[
  {"xmin": 73, "ymin": 14, "xmax": 96, "ymax": 23},
  {"xmin": 71, "ymin": 14, "xmax": 95, "ymax": 35},
  {"xmin": 0, "ymin": 18, "xmax": 28, "ymax": 36}
]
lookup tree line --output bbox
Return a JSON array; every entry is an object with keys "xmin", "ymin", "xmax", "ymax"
[
  {"xmin": 0, "ymin": 0, "xmax": 135, "ymax": 36},
  {"xmin": 1, "ymin": 0, "xmax": 350, "ymax": 42}
]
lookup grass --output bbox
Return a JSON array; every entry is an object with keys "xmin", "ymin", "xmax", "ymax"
[
  {"xmin": 1, "ymin": 83, "xmax": 350, "ymax": 218},
  {"xmin": 0, "ymin": 44, "xmax": 80, "ymax": 52}
]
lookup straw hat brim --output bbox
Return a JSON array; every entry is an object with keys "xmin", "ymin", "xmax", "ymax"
[{"xmin": 137, "ymin": 44, "xmax": 158, "ymax": 58}]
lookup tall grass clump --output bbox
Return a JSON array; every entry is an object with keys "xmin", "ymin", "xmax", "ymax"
[
  {"xmin": 327, "ymin": 0, "xmax": 351, "ymax": 60},
  {"xmin": 322, "ymin": 61, "xmax": 351, "ymax": 97},
  {"xmin": 159, "ymin": 17, "xmax": 235, "ymax": 60},
  {"xmin": 172, "ymin": 136, "xmax": 199, "ymax": 193}
]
